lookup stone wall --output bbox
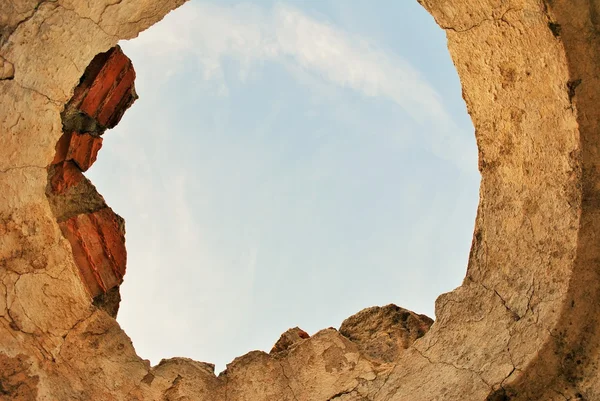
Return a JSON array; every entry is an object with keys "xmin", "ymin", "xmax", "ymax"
[{"xmin": 1, "ymin": 0, "xmax": 599, "ymax": 399}]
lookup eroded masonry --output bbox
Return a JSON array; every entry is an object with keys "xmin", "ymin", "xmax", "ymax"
[{"xmin": 1, "ymin": 0, "xmax": 600, "ymax": 400}]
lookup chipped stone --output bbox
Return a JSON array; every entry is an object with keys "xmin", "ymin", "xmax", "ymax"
[
  {"xmin": 270, "ymin": 327, "xmax": 310, "ymax": 353},
  {"xmin": 0, "ymin": 56, "xmax": 15, "ymax": 80},
  {"xmin": 339, "ymin": 304, "xmax": 433, "ymax": 363}
]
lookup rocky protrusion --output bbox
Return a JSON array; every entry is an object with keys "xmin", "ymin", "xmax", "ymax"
[
  {"xmin": 63, "ymin": 45, "xmax": 138, "ymax": 131},
  {"xmin": 58, "ymin": 208, "xmax": 126, "ymax": 298},
  {"xmin": 52, "ymin": 131, "xmax": 103, "ymax": 172},
  {"xmin": 44, "ymin": 46, "xmax": 138, "ymax": 314},
  {"xmin": 270, "ymin": 327, "xmax": 310, "ymax": 353},
  {"xmin": 0, "ymin": 55, "xmax": 14, "ymax": 80},
  {"xmin": 339, "ymin": 304, "xmax": 433, "ymax": 363}
]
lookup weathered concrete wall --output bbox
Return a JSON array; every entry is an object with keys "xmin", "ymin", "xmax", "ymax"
[{"xmin": 1, "ymin": 0, "xmax": 599, "ymax": 399}]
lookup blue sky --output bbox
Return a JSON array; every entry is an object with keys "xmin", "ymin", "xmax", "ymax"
[{"xmin": 87, "ymin": 0, "xmax": 479, "ymax": 372}]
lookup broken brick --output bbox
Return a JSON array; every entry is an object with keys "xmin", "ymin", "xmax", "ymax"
[
  {"xmin": 52, "ymin": 132, "xmax": 73, "ymax": 164},
  {"xmin": 46, "ymin": 167, "xmax": 107, "ymax": 223},
  {"xmin": 96, "ymin": 66, "xmax": 136, "ymax": 127},
  {"xmin": 68, "ymin": 133, "xmax": 103, "ymax": 171},
  {"xmin": 48, "ymin": 161, "xmax": 85, "ymax": 195},
  {"xmin": 52, "ymin": 132, "xmax": 103, "ymax": 171},
  {"xmin": 48, "ymin": 45, "xmax": 136, "ymax": 304},
  {"xmin": 63, "ymin": 46, "xmax": 137, "ymax": 132},
  {"xmin": 79, "ymin": 49, "xmax": 130, "ymax": 117},
  {"xmin": 59, "ymin": 208, "xmax": 127, "ymax": 298},
  {"xmin": 73, "ymin": 46, "xmax": 137, "ymax": 129},
  {"xmin": 68, "ymin": 50, "xmax": 111, "ymax": 109}
]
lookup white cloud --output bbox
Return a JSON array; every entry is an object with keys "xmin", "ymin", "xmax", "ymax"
[
  {"xmin": 126, "ymin": 2, "xmax": 476, "ymax": 171},
  {"xmin": 271, "ymin": 5, "xmax": 447, "ymax": 123},
  {"xmin": 123, "ymin": 2, "xmax": 477, "ymax": 171},
  {"xmin": 128, "ymin": 2, "xmax": 456, "ymax": 125}
]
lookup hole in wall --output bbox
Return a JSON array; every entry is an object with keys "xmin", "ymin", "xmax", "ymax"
[{"xmin": 85, "ymin": 0, "xmax": 480, "ymax": 373}]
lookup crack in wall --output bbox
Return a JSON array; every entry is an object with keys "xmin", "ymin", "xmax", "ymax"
[
  {"xmin": 0, "ymin": 0, "xmax": 52, "ymax": 48},
  {"xmin": 58, "ymin": 2, "xmax": 118, "ymax": 39},
  {"xmin": 0, "ymin": 165, "xmax": 46, "ymax": 174},
  {"xmin": 278, "ymin": 360, "xmax": 300, "ymax": 401},
  {"xmin": 413, "ymin": 344, "xmax": 492, "ymax": 390}
]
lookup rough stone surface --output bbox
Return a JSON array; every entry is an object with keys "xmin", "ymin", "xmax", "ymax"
[
  {"xmin": 0, "ymin": 353, "xmax": 39, "ymax": 401},
  {"xmin": 2, "ymin": 0, "xmax": 600, "ymax": 400},
  {"xmin": 46, "ymin": 162, "xmax": 107, "ymax": 221},
  {"xmin": 270, "ymin": 327, "xmax": 310, "ymax": 354},
  {"xmin": 52, "ymin": 131, "xmax": 103, "ymax": 172},
  {"xmin": 59, "ymin": 208, "xmax": 126, "ymax": 298},
  {"xmin": 339, "ymin": 305, "xmax": 433, "ymax": 364},
  {"xmin": 0, "ymin": 55, "xmax": 14, "ymax": 80}
]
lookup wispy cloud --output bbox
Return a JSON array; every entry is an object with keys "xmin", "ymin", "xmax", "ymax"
[{"xmin": 127, "ymin": 2, "xmax": 470, "ymax": 155}]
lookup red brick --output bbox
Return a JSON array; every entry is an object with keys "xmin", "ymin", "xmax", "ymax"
[
  {"xmin": 92, "ymin": 208, "xmax": 127, "ymax": 279},
  {"xmin": 108, "ymin": 86, "xmax": 137, "ymax": 129},
  {"xmin": 79, "ymin": 47, "xmax": 131, "ymax": 119},
  {"xmin": 48, "ymin": 161, "xmax": 85, "ymax": 195},
  {"xmin": 97, "ymin": 65, "xmax": 136, "ymax": 127},
  {"xmin": 69, "ymin": 50, "xmax": 112, "ymax": 110},
  {"xmin": 51, "ymin": 132, "xmax": 73, "ymax": 165},
  {"xmin": 64, "ymin": 46, "xmax": 137, "ymax": 130},
  {"xmin": 52, "ymin": 132, "xmax": 103, "ymax": 171},
  {"xmin": 59, "ymin": 208, "xmax": 127, "ymax": 298},
  {"xmin": 60, "ymin": 216, "xmax": 105, "ymax": 297},
  {"xmin": 67, "ymin": 133, "xmax": 103, "ymax": 171}
]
